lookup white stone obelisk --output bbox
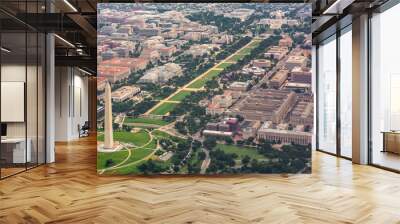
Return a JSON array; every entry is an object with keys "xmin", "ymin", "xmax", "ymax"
[{"xmin": 104, "ymin": 82, "xmax": 114, "ymax": 149}]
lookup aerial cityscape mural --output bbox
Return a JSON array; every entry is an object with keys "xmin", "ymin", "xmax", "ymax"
[{"xmin": 97, "ymin": 3, "xmax": 313, "ymax": 175}]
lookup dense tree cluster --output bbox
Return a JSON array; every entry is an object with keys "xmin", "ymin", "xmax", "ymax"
[
  {"xmin": 187, "ymin": 12, "xmax": 240, "ymax": 33},
  {"xmin": 127, "ymin": 98, "xmax": 156, "ymax": 117},
  {"xmin": 206, "ymin": 149, "xmax": 237, "ymax": 174},
  {"xmin": 215, "ymin": 36, "xmax": 252, "ymax": 60},
  {"xmin": 112, "ymin": 100, "xmax": 135, "ymax": 113}
]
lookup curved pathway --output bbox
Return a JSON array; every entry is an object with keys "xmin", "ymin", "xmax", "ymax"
[
  {"xmin": 99, "ymin": 130, "xmax": 156, "ymax": 172},
  {"xmin": 98, "ymin": 147, "xmax": 131, "ymax": 175}
]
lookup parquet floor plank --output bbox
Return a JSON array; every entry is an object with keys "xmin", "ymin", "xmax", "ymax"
[{"xmin": 0, "ymin": 136, "xmax": 399, "ymax": 223}]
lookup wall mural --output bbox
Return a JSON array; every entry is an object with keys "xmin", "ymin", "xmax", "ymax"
[{"xmin": 97, "ymin": 3, "xmax": 313, "ymax": 175}]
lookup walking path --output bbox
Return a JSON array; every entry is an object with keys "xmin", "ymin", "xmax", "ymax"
[{"xmin": 200, "ymin": 148, "xmax": 210, "ymax": 174}]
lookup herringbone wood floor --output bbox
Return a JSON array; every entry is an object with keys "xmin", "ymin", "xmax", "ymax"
[{"xmin": 0, "ymin": 136, "xmax": 400, "ymax": 224}]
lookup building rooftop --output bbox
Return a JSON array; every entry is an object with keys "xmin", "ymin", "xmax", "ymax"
[{"xmin": 98, "ymin": 65, "xmax": 130, "ymax": 77}]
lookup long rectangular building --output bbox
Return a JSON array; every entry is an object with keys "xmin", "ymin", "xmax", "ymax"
[{"xmin": 228, "ymin": 89, "xmax": 297, "ymax": 124}]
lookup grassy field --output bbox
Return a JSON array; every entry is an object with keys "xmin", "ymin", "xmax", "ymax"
[
  {"xmin": 150, "ymin": 102, "xmax": 177, "ymax": 115},
  {"xmin": 104, "ymin": 161, "xmax": 144, "ymax": 175},
  {"xmin": 97, "ymin": 150, "xmax": 129, "ymax": 170},
  {"xmin": 229, "ymin": 54, "xmax": 247, "ymax": 62},
  {"xmin": 124, "ymin": 117, "xmax": 169, "ymax": 126},
  {"xmin": 215, "ymin": 144, "xmax": 266, "ymax": 160},
  {"xmin": 169, "ymin": 90, "xmax": 192, "ymax": 102},
  {"xmin": 124, "ymin": 146, "xmax": 154, "ymax": 164},
  {"xmin": 152, "ymin": 130, "xmax": 185, "ymax": 143},
  {"xmin": 97, "ymin": 130, "xmax": 150, "ymax": 147},
  {"xmin": 101, "ymin": 138, "xmax": 158, "ymax": 175},
  {"xmin": 237, "ymin": 47, "xmax": 253, "ymax": 55},
  {"xmin": 216, "ymin": 62, "xmax": 233, "ymax": 69},
  {"xmin": 152, "ymin": 130, "xmax": 172, "ymax": 139},
  {"xmin": 187, "ymin": 70, "xmax": 221, "ymax": 89},
  {"xmin": 247, "ymin": 41, "xmax": 261, "ymax": 48}
]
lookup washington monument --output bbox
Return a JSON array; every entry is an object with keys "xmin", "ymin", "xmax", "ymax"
[{"xmin": 104, "ymin": 82, "xmax": 114, "ymax": 149}]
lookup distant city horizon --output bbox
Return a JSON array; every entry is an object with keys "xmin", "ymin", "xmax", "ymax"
[{"xmin": 97, "ymin": 3, "xmax": 313, "ymax": 175}]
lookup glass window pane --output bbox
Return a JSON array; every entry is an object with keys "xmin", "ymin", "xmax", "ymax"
[
  {"xmin": 27, "ymin": 31, "xmax": 38, "ymax": 169},
  {"xmin": 317, "ymin": 36, "xmax": 337, "ymax": 154},
  {"xmin": 371, "ymin": 4, "xmax": 400, "ymax": 171},
  {"xmin": 1, "ymin": 31, "xmax": 27, "ymax": 177},
  {"xmin": 339, "ymin": 28, "xmax": 352, "ymax": 158}
]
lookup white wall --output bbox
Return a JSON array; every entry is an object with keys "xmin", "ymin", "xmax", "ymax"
[
  {"xmin": 55, "ymin": 67, "xmax": 89, "ymax": 141},
  {"xmin": 1, "ymin": 63, "xmax": 46, "ymax": 164}
]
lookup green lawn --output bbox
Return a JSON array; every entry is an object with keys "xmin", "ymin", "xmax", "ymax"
[
  {"xmin": 97, "ymin": 130, "xmax": 150, "ymax": 147},
  {"xmin": 215, "ymin": 144, "xmax": 266, "ymax": 160},
  {"xmin": 101, "ymin": 138, "xmax": 157, "ymax": 175},
  {"xmin": 216, "ymin": 62, "xmax": 233, "ymax": 69},
  {"xmin": 169, "ymin": 90, "xmax": 192, "ymax": 102},
  {"xmin": 229, "ymin": 54, "xmax": 247, "ymax": 62},
  {"xmin": 152, "ymin": 130, "xmax": 172, "ymax": 139},
  {"xmin": 247, "ymin": 41, "xmax": 261, "ymax": 48},
  {"xmin": 152, "ymin": 130, "xmax": 184, "ymax": 142},
  {"xmin": 187, "ymin": 70, "xmax": 222, "ymax": 89},
  {"xmin": 104, "ymin": 161, "xmax": 144, "ymax": 175},
  {"xmin": 237, "ymin": 47, "xmax": 253, "ymax": 55},
  {"xmin": 97, "ymin": 150, "xmax": 129, "ymax": 170},
  {"xmin": 124, "ymin": 146, "xmax": 153, "ymax": 164},
  {"xmin": 150, "ymin": 102, "xmax": 177, "ymax": 115},
  {"xmin": 124, "ymin": 117, "xmax": 169, "ymax": 126}
]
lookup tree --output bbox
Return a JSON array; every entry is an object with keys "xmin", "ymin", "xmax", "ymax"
[
  {"xmin": 175, "ymin": 121, "xmax": 187, "ymax": 135},
  {"xmin": 198, "ymin": 151, "xmax": 206, "ymax": 160},
  {"xmin": 246, "ymin": 137, "xmax": 255, "ymax": 145},
  {"xmin": 192, "ymin": 140, "xmax": 202, "ymax": 150},
  {"xmin": 203, "ymin": 136, "xmax": 217, "ymax": 150},
  {"xmin": 241, "ymin": 156, "xmax": 251, "ymax": 167},
  {"xmin": 225, "ymin": 137, "xmax": 234, "ymax": 145},
  {"xmin": 235, "ymin": 115, "xmax": 244, "ymax": 122},
  {"xmin": 105, "ymin": 159, "xmax": 114, "ymax": 167},
  {"xmin": 205, "ymin": 79, "xmax": 219, "ymax": 90},
  {"xmin": 112, "ymin": 123, "xmax": 119, "ymax": 131}
]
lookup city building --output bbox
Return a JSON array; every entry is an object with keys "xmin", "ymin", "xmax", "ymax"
[
  {"xmin": 111, "ymin": 86, "xmax": 141, "ymax": 102},
  {"xmin": 289, "ymin": 101, "xmax": 314, "ymax": 128},
  {"xmin": 240, "ymin": 120, "xmax": 261, "ymax": 139},
  {"xmin": 264, "ymin": 46, "xmax": 289, "ymax": 60},
  {"xmin": 206, "ymin": 92, "xmax": 234, "ymax": 115},
  {"xmin": 101, "ymin": 58, "xmax": 149, "ymax": 72},
  {"xmin": 184, "ymin": 44, "xmax": 219, "ymax": 58},
  {"xmin": 257, "ymin": 121, "xmax": 312, "ymax": 145},
  {"xmin": 228, "ymin": 81, "xmax": 251, "ymax": 92},
  {"xmin": 269, "ymin": 70, "xmax": 289, "ymax": 89},
  {"xmin": 98, "ymin": 65, "xmax": 131, "ymax": 83},
  {"xmin": 252, "ymin": 59, "xmax": 272, "ymax": 69},
  {"xmin": 241, "ymin": 66, "xmax": 266, "ymax": 76},
  {"xmin": 285, "ymin": 55, "xmax": 308, "ymax": 70},
  {"xmin": 279, "ymin": 36, "xmax": 293, "ymax": 47},
  {"xmin": 229, "ymin": 89, "xmax": 297, "ymax": 123},
  {"xmin": 159, "ymin": 46, "xmax": 177, "ymax": 59},
  {"xmin": 139, "ymin": 63, "xmax": 182, "ymax": 84},
  {"xmin": 291, "ymin": 66, "xmax": 312, "ymax": 83}
]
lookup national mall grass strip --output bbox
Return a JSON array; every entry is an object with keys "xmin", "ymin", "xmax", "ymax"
[{"xmin": 150, "ymin": 102, "xmax": 178, "ymax": 115}]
